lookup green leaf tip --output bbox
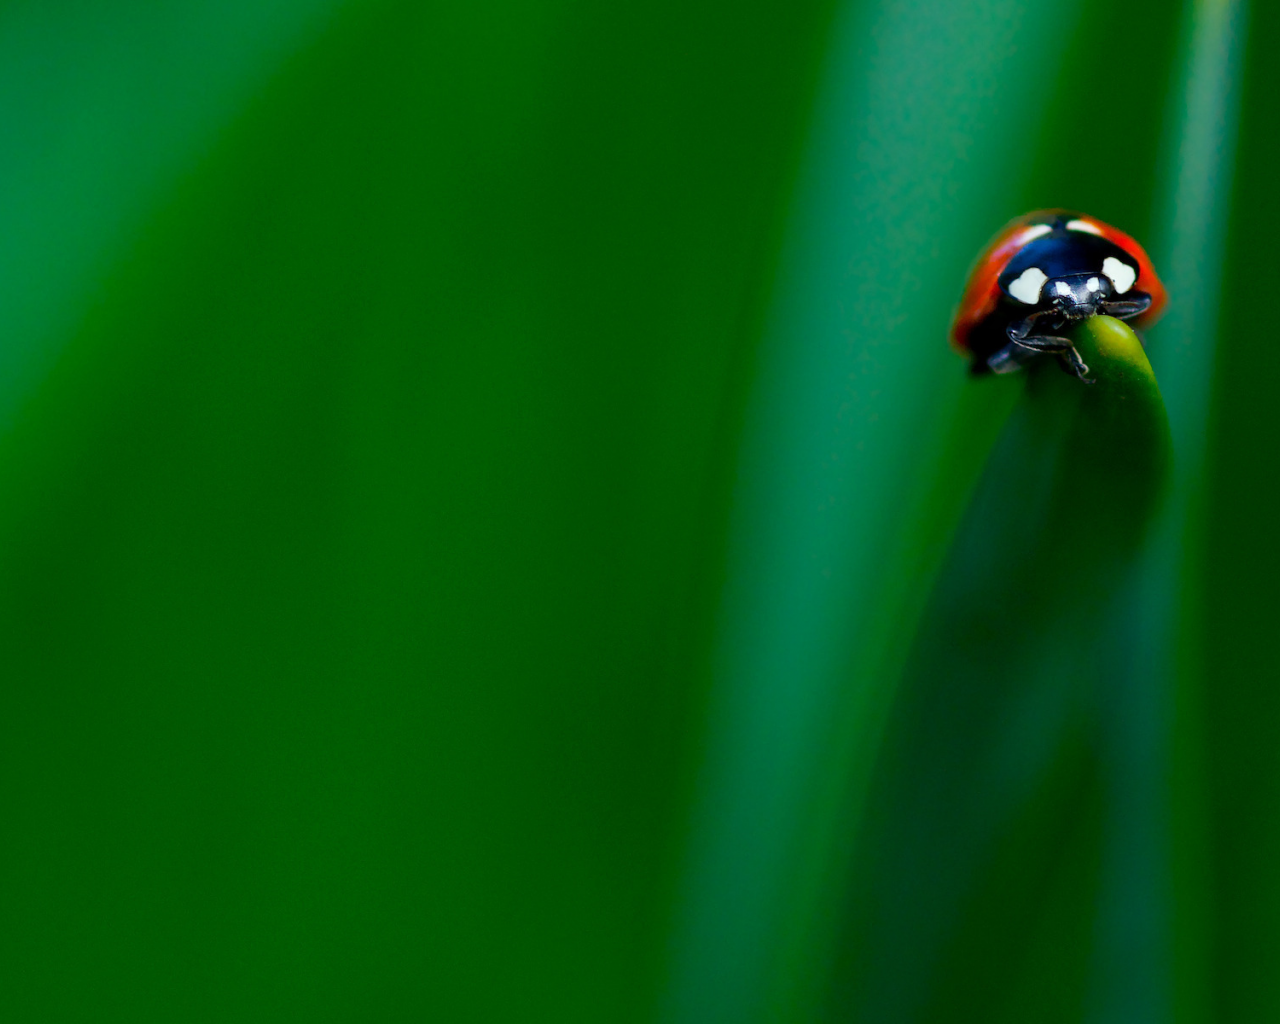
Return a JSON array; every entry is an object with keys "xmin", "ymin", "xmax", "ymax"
[
  {"xmin": 1075, "ymin": 313, "xmax": 1161, "ymax": 390},
  {"xmin": 1019, "ymin": 314, "xmax": 1172, "ymax": 568}
]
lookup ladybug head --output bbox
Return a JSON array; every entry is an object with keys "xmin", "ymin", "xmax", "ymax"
[{"xmin": 1044, "ymin": 273, "xmax": 1113, "ymax": 321}]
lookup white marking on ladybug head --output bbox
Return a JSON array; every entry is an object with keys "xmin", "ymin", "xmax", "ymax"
[
  {"xmin": 1066, "ymin": 218, "xmax": 1103, "ymax": 236},
  {"xmin": 1102, "ymin": 256, "xmax": 1136, "ymax": 294},
  {"xmin": 1008, "ymin": 267, "xmax": 1048, "ymax": 304},
  {"xmin": 1054, "ymin": 279, "xmax": 1074, "ymax": 297},
  {"xmin": 1086, "ymin": 277, "xmax": 1101, "ymax": 292}
]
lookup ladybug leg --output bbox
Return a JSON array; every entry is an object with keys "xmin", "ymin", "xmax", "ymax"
[
  {"xmin": 1100, "ymin": 292, "xmax": 1152, "ymax": 320},
  {"xmin": 986, "ymin": 340, "xmax": 1041, "ymax": 374},
  {"xmin": 1007, "ymin": 310, "xmax": 1054, "ymax": 342},
  {"xmin": 985, "ymin": 314, "xmax": 1057, "ymax": 373},
  {"xmin": 1002, "ymin": 316, "xmax": 1094, "ymax": 382},
  {"xmin": 985, "ymin": 335, "xmax": 1092, "ymax": 381},
  {"xmin": 1009, "ymin": 333, "xmax": 1095, "ymax": 384},
  {"xmin": 1055, "ymin": 345, "xmax": 1095, "ymax": 384}
]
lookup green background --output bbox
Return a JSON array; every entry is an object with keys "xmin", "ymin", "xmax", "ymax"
[{"xmin": 0, "ymin": 0, "xmax": 1272, "ymax": 1020}]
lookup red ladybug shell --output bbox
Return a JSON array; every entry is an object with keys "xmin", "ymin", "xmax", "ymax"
[{"xmin": 950, "ymin": 209, "xmax": 1167, "ymax": 356}]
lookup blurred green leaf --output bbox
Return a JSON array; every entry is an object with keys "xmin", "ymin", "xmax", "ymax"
[
  {"xmin": 0, "ymin": 1, "xmax": 835, "ymax": 1020},
  {"xmin": 1196, "ymin": 2, "xmax": 1280, "ymax": 1022},
  {"xmin": 0, "ymin": 0, "xmax": 343, "ymax": 425},
  {"xmin": 825, "ymin": 315, "xmax": 1171, "ymax": 1022}
]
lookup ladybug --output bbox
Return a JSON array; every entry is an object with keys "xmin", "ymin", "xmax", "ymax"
[{"xmin": 951, "ymin": 210, "xmax": 1167, "ymax": 382}]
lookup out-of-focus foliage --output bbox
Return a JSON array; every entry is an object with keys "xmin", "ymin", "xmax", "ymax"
[
  {"xmin": 0, "ymin": 0, "xmax": 1273, "ymax": 1022},
  {"xmin": 1202, "ymin": 2, "xmax": 1280, "ymax": 1020},
  {"xmin": 0, "ymin": 1, "xmax": 834, "ymax": 1019}
]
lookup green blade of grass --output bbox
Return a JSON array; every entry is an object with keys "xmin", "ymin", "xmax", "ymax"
[{"xmin": 824, "ymin": 316, "xmax": 1172, "ymax": 1022}]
